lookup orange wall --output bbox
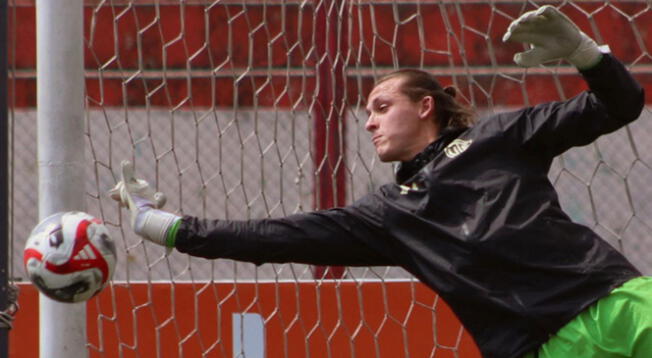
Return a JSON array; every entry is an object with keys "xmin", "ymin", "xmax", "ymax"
[{"xmin": 11, "ymin": 282, "xmax": 481, "ymax": 358}]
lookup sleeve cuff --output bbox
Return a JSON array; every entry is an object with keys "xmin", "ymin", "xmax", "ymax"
[
  {"xmin": 577, "ymin": 45, "xmax": 611, "ymax": 71},
  {"xmin": 166, "ymin": 217, "xmax": 182, "ymax": 247}
]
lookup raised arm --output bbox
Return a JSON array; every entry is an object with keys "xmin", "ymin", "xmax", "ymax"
[{"xmin": 499, "ymin": 6, "xmax": 645, "ymax": 158}]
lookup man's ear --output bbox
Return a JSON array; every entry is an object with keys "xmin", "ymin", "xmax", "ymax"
[{"xmin": 419, "ymin": 95, "xmax": 435, "ymax": 120}]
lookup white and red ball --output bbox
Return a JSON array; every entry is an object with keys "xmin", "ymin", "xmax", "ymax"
[{"xmin": 24, "ymin": 211, "xmax": 117, "ymax": 303}]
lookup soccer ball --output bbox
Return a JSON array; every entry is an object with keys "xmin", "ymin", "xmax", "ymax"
[{"xmin": 23, "ymin": 211, "xmax": 117, "ymax": 303}]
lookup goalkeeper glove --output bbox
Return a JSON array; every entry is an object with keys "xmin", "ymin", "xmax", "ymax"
[
  {"xmin": 109, "ymin": 160, "xmax": 180, "ymax": 248},
  {"xmin": 502, "ymin": 5, "xmax": 605, "ymax": 69}
]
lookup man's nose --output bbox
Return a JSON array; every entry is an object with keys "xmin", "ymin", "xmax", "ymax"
[{"xmin": 365, "ymin": 115, "xmax": 377, "ymax": 131}]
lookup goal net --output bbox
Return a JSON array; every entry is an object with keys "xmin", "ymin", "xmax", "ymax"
[{"xmin": 8, "ymin": 0, "xmax": 652, "ymax": 357}]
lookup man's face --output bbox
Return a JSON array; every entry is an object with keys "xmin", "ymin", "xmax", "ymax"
[{"xmin": 365, "ymin": 77, "xmax": 433, "ymax": 162}]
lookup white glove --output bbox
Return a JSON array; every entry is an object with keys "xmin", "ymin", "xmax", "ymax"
[
  {"xmin": 109, "ymin": 160, "xmax": 180, "ymax": 248},
  {"xmin": 108, "ymin": 164, "xmax": 167, "ymax": 208},
  {"xmin": 502, "ymin": 5, "xmax": 604, "ymax": 69}
]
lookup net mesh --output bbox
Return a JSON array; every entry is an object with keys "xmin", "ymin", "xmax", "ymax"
[{"xmin": 9, "ymin": 0, "xmax": 652, "ymax": 357}]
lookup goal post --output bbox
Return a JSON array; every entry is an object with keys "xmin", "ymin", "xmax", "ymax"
[
  {"xmin": 6, "ymin": 1, "xmax": 652, "ymax": 357},
  {"xmin": 36, "ymin": 0, "xmax": 87, "ymax": 357}
]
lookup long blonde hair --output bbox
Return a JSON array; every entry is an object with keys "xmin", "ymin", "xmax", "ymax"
[{"xmin": 375, "ymin": 69, "xmax": 476, "ymax": 130}]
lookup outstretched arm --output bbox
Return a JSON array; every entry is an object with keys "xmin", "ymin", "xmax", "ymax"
[
  {"xmin": 110, "ymin": 161, "xmax": 395, "ymax": 266},
  {"xmin": 174, "ymin": 200, "xmax": 395, "ymax": 267}
]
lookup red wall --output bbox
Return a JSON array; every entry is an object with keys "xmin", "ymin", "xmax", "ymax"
[
  {"xmin": 8, "ymin": 2, "xmax": 652, "ymax": 109},
  {"xmin": 11, "ymin": 282, "xmax": 481, "ymax": 358}
]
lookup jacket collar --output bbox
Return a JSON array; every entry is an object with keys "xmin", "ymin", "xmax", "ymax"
[{"xmin": 394, "ymin": 127, "xmax": 465, "ymax": 184}]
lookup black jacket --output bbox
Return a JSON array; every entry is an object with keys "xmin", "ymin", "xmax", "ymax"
[{"xmin": 175, "ymin": 53, "xmax": 645, "ymax": 358}]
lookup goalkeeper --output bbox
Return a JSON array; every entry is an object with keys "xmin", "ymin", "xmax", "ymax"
[{"xmin": 111, "ymin": 6, "xmax": 649, "ymax": 358}]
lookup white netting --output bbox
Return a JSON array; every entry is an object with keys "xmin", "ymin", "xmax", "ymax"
[{"xmin": 9, "ymin": 1, "xmax": 652, "ymax": 357}]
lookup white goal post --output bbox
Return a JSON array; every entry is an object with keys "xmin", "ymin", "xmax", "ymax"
[{"xmin": 36, "ymin": 0, "xmax": 87, "ymax": 357}]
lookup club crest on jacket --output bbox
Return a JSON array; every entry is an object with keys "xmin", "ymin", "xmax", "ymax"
[{"xmin": 444, "ymin": 138, "xmax": 473, "ymax": 158}]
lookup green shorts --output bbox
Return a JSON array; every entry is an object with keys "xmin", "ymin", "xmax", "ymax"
[{"xmin": 524, "ymin": 276, "xmax": 652, "ymax": 358}]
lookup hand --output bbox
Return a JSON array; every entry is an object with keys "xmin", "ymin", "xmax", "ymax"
[
  {"xmin": 502, "ymin": 5, "xmax": 603, "ymax": 69},
  {"xmin": 108, "ymin": 161, "xmax": 166, "ymax": 209},
  {"xmin": 109, "ymin": 160, "xmax": 179, "ymax": 248}
]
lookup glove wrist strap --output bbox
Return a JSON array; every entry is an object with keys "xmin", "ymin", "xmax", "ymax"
[
  {"xmin": 567, "ymin": 35, "xmax": 606, "ymax": 70},
  {"xmin": 135, "ymin": 209, "xmax": 181, "ymax": 247}
]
